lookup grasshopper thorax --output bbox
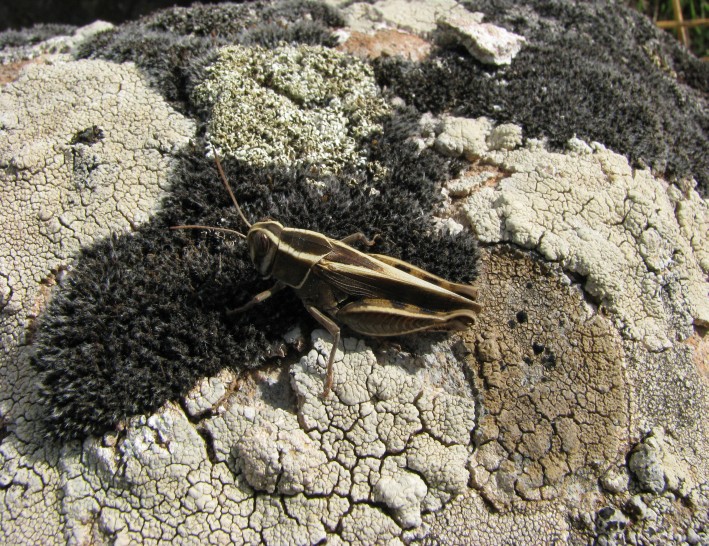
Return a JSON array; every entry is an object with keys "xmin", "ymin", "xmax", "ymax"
[{"xmin": 247, "ymin": 220, "xmax": 284, "ymax": 278}]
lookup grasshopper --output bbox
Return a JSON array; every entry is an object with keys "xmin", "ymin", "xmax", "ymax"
[{"xmin": 173, "ymin": 156, "xmax": 481, "ymax": 397}]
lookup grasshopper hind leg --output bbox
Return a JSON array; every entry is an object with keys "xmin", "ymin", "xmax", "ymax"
[
  {"xmin": 336, "ymin": 298, "xmax": 477, "ymax": 336},
  {"xmin": 304, "ymin": 304, "xmax": 341, "ymax": 398}
]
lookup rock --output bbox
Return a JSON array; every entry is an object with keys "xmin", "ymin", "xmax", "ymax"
[
  {"xmin": 600, "ymin": 466, "xmax": 630, "ymax": 494},
  {"xmin": 2, "ymin": 2, "xmax": 708, "ymax": 544},
  {"xmin": 338, "ymin": 28, "xmax": 432, "ymax": 61},
  {"xmin": 629, "ymin": 436, "xmax": 668, "ymax": 494},
  {"xmin": 595, "ymin": 506, "xmax": 628, "ymax": 536},
  {"xmin": 437, "ymin": 13, "xmax": 526, "ymax": 65}
]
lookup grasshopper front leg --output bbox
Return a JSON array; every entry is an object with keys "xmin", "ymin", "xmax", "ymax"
[
  {"xmin": 303, "ymin": 304, "xmax": 341, "ymax": 398},
  {"xmin": 228, "ymin": 281, "xmax": 286, "ymax": 315}
]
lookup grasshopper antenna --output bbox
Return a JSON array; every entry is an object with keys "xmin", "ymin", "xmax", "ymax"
[
  {"xmin": 170, "ymin": 225, "xmax": 247, "ymax": 239},
  {"xmin": 170, "ymin": 151, "xmax": 250, "ymax": 239},
  {"xmin": 214, "ymin": 153, "xmax": 252, "ymax": 229}
]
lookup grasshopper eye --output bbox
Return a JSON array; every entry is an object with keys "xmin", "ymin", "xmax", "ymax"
[
  {"xmin": 249, "ymin": 230, "xmax": 275, "ymax": 277},
  {"xmin": 253, "ymin": 232, "xmax": 270, "ymax": 256}
]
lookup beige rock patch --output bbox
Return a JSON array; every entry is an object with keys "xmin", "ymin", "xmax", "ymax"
[{"xmin": 466, "ymin": 246, "xmax": 628, "ymax": 509}]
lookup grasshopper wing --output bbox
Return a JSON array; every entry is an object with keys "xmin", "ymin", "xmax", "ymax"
[{"xmin": 314, "ymin": 244, "xmax": 481, "ymax": 314}]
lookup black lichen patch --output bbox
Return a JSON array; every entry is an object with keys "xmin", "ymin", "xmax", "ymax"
[
  {"xmin": 141, "ymin": 0, "xmax": 343, "ymax": 43},
  {"xmin": 32, "ymin": 224, "xmax": 288, "ymax": 440},
  {"xmin": 70, "ymin": 125, "xmax": 104, "ymax": 145},
  {"xmin": 0, "ymin": 23, "xmax": 76, "ymax": 47},
  {"xmin": 76, "ymin": 1, "xmax": 343, "ymax": 108},
  {"xmin": 32, "ymin": 110, "xmax": 478, "ymax": 439},
  {"xmin": 375, "ymin": 1, "xmax": 709, "ymax": 194}
]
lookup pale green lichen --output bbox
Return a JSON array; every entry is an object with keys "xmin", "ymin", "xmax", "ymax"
[{"xmin": 193, "ymin": 44, "xmax": 389, "ymax": 173}]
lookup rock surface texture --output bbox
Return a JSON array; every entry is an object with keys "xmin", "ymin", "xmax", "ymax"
[{"xmin": 1, "ymin": 1, "xmax": 707, "ymax": 544}]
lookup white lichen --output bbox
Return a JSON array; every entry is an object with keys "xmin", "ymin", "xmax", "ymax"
[
  {"xmin": 458, "ymin": 122, "xmax": 709, "ymax": 349},
  {"xmin": 193, "ymin": 45, "xmax": 389, "ymax": 173},
  {"xmin": 0, "ymin": 58, "xmax": 194, "ymax": 545}
]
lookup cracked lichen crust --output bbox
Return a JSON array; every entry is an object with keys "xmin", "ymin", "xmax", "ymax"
[
  {"xmin": 460, "ymin": 123, "xmax": 709, "ymax": 350},
  {"xmin": 193, "ymin": 44, "xmax": 389, "ymax": 172},
  {"xmin": 435, "ymin": 114, "xmax": 708, "ymax": 541},
  {"xmin": 0, "ymin": 59, "xmax": 194, "ymax": 544},
  {"xmin": 423, "ymin": 490, "xmax": 570, "ymax": 544},
  {"xmin": 0, "ymin": 59, "xmax": 195, "ymax": 327},
  {"xmin": 465, "ymin": 247, "xmax": 628, "ymax": 509},
  {"xmin": 52, "ymin": 333, "xmax": 475, "ymax": 544}
]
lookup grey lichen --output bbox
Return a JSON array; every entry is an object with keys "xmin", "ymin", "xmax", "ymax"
[
  {"xmin": 200, "ymin": 331, "xmax": 477, "ymax": 539},
  {"xmin": 629, "ymin": 428, "xmax": 695, "ymax": 498},
  {"xmin": 0, "ymin": 58, "xmax": 195, "ymax": 544},
  {"xmin": 629, "ymin": 434, "xmax": 670, "ymax": 495},
  {"xmin": 42, "ymin": 331, "xmax": 477, "ymax": 544},
  {"xmin": 462, "ymin": 124, "xmax": 709, "ymax": 350},
  {"xmin": 0, "ymin": 58, "xmax": 195, "ymax": 327},
  {"xmin": 193, "ymin": 44, "xmax": 389, "ymax": 173}
]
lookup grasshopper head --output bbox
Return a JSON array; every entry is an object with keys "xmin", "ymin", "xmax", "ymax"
[{"xmin": 246, "ymin": 221, "xmax": 284, "ymax": 278}]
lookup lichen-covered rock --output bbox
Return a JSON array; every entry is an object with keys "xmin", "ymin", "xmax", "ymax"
[
  {"xmin": 337, "ymin": 0, "xmax": 473, "ymax": 34},
  {"xmin": 2, "ymin": 1, "xmax": 708, "ymax": 544},
  {"xmin": 628, "ymin": 428, "xmax": 694, "ymax": 498},
  {"xmin": 436, "ymin": 13, "xmax": 526, "ymax": 65},
  {"xmin": 422, "ymin": 490, "xmax": 571, "ymax": 543},
  {"xmin": 0, "ymin": 57, "xmax": 194, "ymax": 544},
  {"xmin": 464, "ymin": 247, "xmax": 628, "ymax": 508},
  {"xmin": 338, "ymin": 28, "xmax": 432, "ymax": 62},
  {"xmin": 434, "ymin": 114, "xmax": 707, "ymax": 541},
  {"xmin": 629, "ymin": 437, "xmax": 668, "ymax": 495},
  {"xmin": 462, "ymin": 122, "xmax": 709, "ymax": 351},
  {"xmin": 0, "ymin": 58, "xmax": 195, "ymax": 331},
  {"xmin": 434, "ymin": 115, "xmax": 493, "ymax": 159},
  {"xmin": 595, "ymin": 506, "xmax": 629, "ymax": 543},
  {"xmin": 37, "ymin": 332, "xmax": 476, "ymax": 544},
  {"xmin": 182, "ymin": 368, "xmax": 236, "ymax": 417},
  {"xmin": 288, "ymin": 330, "xmax": 476, "ymax": 524},
  {"xmin": 373, "ymin": 472, "xmax": 427, "ymax": 528},
  {"xmin": 600, "ymin": 466, "xmax": 631, "ymax": 495}
]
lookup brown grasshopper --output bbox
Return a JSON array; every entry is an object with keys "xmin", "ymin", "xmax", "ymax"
[{"xmin": 173, "ymin": 156, "xmax": 481, "ymax": 397}]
